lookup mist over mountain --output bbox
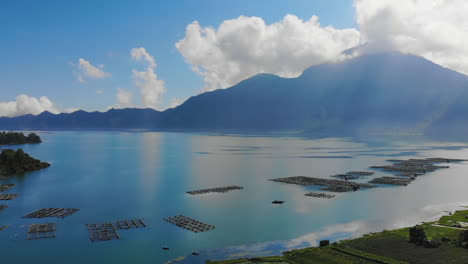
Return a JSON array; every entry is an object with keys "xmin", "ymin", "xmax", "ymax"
[{"xmin": 1, "ymin": 52, "xmax": 468, "ymax": 137}]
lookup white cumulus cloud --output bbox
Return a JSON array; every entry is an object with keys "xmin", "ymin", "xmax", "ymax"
[
  {"xmin": 168, "ymin": 97, "xmax": 186, "ymax": 109},
  {"xmin": 131, "ymin": 47, "xmax": 157, "ymax": 68},
  {"xmin": 63, "ymin": 108, "xmax": 80, "ymax": 114},
  {"xmin": 176, "ymin": 14, "xmax": 361, "ymax": 92},
  {"xmin": 131, "ymin": 47, "xmax": 166, "ymax": 110},
  {"xmin": 116, "ymin": 88, "xmax": 133, "ymax": 108},
  {"xmin": 76, "ymin": 58, "xmax": 111, "ymax": 82},
  {"xmin": 355, "ymin": 0, "xmax": 468, "ymax": 75},
  {"xmin": 0, "ymin": 94, "xmax": 60, "ymax": 117}
]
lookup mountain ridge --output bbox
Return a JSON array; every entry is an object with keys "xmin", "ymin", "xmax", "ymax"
[{"xmin": 2, "ymin": 52, "xmax": 468, "ymax": 138}]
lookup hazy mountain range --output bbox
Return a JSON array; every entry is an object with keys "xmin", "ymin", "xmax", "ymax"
[{"xmin": 2, "ymin": 52, "xmax": 468, "ymax": 138}]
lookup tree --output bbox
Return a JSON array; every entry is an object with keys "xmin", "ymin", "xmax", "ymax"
[
  {"xmin": 15, "ymin": 148, "xmax": 26, "ymax": 161},
  {"xmin": 27, "ymin": 133, "xmax": 42, "ymax": 143},
  {"xmin": 0, "ymin": 132, "xmax": 42, "ymax": 145},
  {"xmin": 409, "ymin": 226, "xmax": 427, "ymax": 245},
  {"xmin": 457, "ymin": 230, "xmax": 468, "ymax": 248},
  {"xmin": 319, "ymin": 240, "xmax": 330, "ymax": 247},
  {"xmin": 0, "ymin": 148, "xmax": 50, "ymax": 175}
]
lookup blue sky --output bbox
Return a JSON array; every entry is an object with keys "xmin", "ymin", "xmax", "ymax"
[
  {"xmin": 0, "ymin": 0, "xmax": 356, "ymax": 112},
  {"xmin": 3, "ymin": 1, "xmax": 465, "ymax": 117}
]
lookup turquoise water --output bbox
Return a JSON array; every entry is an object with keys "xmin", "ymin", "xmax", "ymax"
[{"xmin": 1, "ymin": 132, "xmax": 468, "ymax": 264}]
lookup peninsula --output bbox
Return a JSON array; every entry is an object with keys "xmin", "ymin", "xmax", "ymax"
[{"xmin": 0, "ymin": 148, "xmax": 50, "ymax": 175}]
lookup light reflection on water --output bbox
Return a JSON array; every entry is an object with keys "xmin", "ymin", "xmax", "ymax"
[{"xmin": 0, "ymin": 132, "xmax": 468, "ymax": 264}]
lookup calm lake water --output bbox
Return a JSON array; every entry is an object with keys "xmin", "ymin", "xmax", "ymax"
[{"xmin": 1, "ymin": 132, "xmax": 468, "ymax": 264}]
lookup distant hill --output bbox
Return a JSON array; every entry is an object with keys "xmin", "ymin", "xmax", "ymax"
[
  {"xmin": 2, "ymin": 53, "xmax": 468, "ymax": 138},
  {"xmin": 0, "ymin": 108, "xmax": 162, "ymax": 131}
]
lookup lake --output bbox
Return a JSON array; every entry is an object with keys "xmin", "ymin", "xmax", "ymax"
[{"xmin": 1, "ymin": 132, "xmax": 468, "ymax": 264}]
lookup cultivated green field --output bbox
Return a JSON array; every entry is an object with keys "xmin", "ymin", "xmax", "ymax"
[{"xmin": 208, "ymin": 210, "xmax": 468, "ymax": 264}]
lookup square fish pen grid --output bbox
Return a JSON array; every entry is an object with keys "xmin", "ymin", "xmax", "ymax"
[
  {"xmin": 27, "ymin": 223, "xmax": 56, "ymax": 240},
  {"xmin": 113, "ymin": 219, "xmax": 147, "ymax": 230},
  {"xmin": 0, "ymin": 193, "xmax": 18, "ymax": 200},
  {"xmin": 0, "ymin": 184, "xmax": 15, "ymax": 192},
  {"xmin": 24, "ymin": 208, "xmax": 80, "ymax": 218},
  {"xmin": 86, "ymin": 223, "xmax": 120, "ymax": 242},
  {"xmin": 0, "ymin": 204, "xmax": 7, "ymax": 213},
  {"xmin": 164, "ymin": 215, "xmax": 215, "ymax": 233}
]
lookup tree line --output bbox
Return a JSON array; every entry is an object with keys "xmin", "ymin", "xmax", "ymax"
[
  {"xmin": 0, "ymin": 132, "xmax": 42, "ymax": 145},
  {"xmin": 0, "ymin": 148, "xmax": 50, "ymax": 175}
]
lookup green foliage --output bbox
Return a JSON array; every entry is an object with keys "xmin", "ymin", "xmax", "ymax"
[
  {"xmin": 342, "ymin": 232, "xmax": 468, "ymax": 264},
  {"xmin": 408, "ymin": 226, "xmax": 427, "ymax": 245},
  {"xmin": 207, "ymin": 244, "xmax": 407, "ymax": 264},
  {"xmin": 0, "ymin": 131, "xmax": 42, "ymax": 145},
  {"xmin": 27, "ymin": 133, "xmax": 42, "ymax": 143},
  {"xmin": 0, "ymin": 148, "xmax": 50, "ymax": 175},
  {"xmin": 457, "ymin": 230, "xmax": 468, "ymax": 248},
  {"xmin": 422, "ymin": 225, "xmax": 460, "ymax": 241},
  {"xmin": 209, "ymin": 211, "xmax": 468, "ymax": 264},
  {"xmin": 439, "ymin": 210, "xmax": 468, "ymax": 227}
]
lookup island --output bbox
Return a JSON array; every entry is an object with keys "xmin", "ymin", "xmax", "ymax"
[
  {"xmin": 0, "ymin": 148, "xmax": 50, "ymax": 175},
  {"xmin": 0, "ymin": 131, "xmax": 42, "ymax": 145},
  {"xmin": 208, "ymin": 209, "xmax": 468, "ymax": 264}
]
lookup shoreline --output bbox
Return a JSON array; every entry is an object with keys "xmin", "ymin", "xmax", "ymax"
[
  {"xmin": 205, "ymin": 206, "xmax": 468, "ymax": 264},
  {"xmin": 165, "ymin": 202, "xmax": 467, "ymax": 264}
]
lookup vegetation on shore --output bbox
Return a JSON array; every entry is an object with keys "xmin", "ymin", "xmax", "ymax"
[
  {"xmin": 0, "ymin": 131, "xmax": 42, "ymax": 145},
  {"xmin": 208, "ymin": 210, "xmax": 468, "ymax": 264},
  {"xmin": 0, "ymin": 148, "xmax": 50, "ymax": 175}
]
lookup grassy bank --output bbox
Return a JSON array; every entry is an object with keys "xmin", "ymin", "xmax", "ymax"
[{"xmin": 208, "ymin": 210, "xmax": 468, "ymax": 264}]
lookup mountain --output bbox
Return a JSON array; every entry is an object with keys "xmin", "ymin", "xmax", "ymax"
[
  {"xmin": 1, "ymin": 52, "xmax": 468, "ymax": 137},
  {"xmin": 0, "ymin": 108, "xmax": 162, "ymax": 131},
  {"xmin": 160, "ymin": 52, "xmax": 468, "ymax": 135}
]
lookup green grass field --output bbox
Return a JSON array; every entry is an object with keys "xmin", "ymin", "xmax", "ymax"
[{"xmin": 208, "ymin": 210, "xmax": 468, "ymax": 264}]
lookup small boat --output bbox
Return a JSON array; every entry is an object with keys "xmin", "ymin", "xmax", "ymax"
[
  {"xmin": 272, "ymin": 200, "xmax": 285, "ymax": 204},
  {"xmin": 192, "ymin": 252, "xmax": 199, "ymax": 256},
  {"xmin": 162, "ymin": 246, "xmax": 170, "ymax": 250}
]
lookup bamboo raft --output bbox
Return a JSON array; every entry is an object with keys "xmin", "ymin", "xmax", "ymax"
[
  {"xmin": 371, "ymin": 158, "xmax": 455, "ymax": 175},
  {"xmin": 346, "ymin": 171, "xmax": 375, "ymax": 176},
  {"xmin": 369, "ymin": 177, "xmax": 415, "ymax": 186},
  {"xmin": 331, "ymin": 174, "xmax": 360, "ymax": 180},
  {"xmin": 27, "ymin": 223, "xmax": 56, "ymax": 240},
  {"xmin": 305, "ymin": 192, "xmax": 335, "ymax": 199},
  {"xmin": 368, "ymin": 157, "xmax": 466, "ymax": 187},
  {"xmin": 164, "ymin": 215, "xmax": 215, "ymax": 233},
  {"xmin": 320, "ymin": 186, "xmax": 360, "ymax": 192},
  {"xmin": 86, "ymin": 218, "xmax": 146, "ymax": 242},
  {"xmin": 0, "ymin": 204, "xmax": 7, "ymax": 213},
  {"xmin": 370, "ymin": 164, "xmax": 448, "ymax": 174},
  {"xmin": 87, "ymin": 223, "xmax": 120, "ymax": 242},
  {"xmin": 0, "ymin": 184, "xmax": 15, "ymax": 192},
  {"xmin": 113, "ymin": 219, "xmax": 147, "ymax": 230},
  {"xmin": 0, "ymin": 193, "xmax": 18, "ymax": 200},
  {"xmin": 398, "ymin": 173, "xmax": 424, "ymax": 177},
  {"xmin": 24, "ymin": 208, "xmax": 80, "ymax": 218},
  {"xmin": 389, "ymin": 158, "xmax": 467, "ymax": 163},
  {"xmin": 270, "ymin": 176, "xmax": 376, "ymax": 192},
  {"xmin": 187, "ymin": 186, "xmax": 243, "ymax": 195}
]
